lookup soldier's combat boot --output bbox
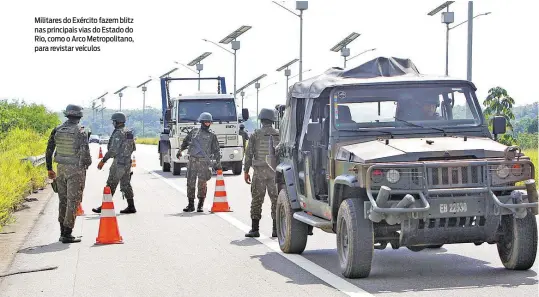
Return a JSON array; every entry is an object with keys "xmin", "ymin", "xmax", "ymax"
[
  {"xmin": 59, "ymin": 223, "xmax": 65, "ymax": 241},
  {"xmin": 120, "ymin": 199, "xmax": 137, "ymax": 214},
  {"xmin": 245, "ymin": 219, "xmax": 260, "ymax": 237},
  {"xmin": 61, "ymin": 227, "xmax": 81, "ymax": 244},
  {"xmin": 197, "ymin": 198, "xmax": 205, "ymax": 212},
  {"xmin": 92, "ymin": 206, "xmax": 102, "ymax": 213},
  {"xmin": 308, "ymin": 225, "xmax": 314, "ymax": 236},
  {"xmin": 183, "ymin": 199, "xmax": 195, "ymax": 212},
  {"xmin": 272, "ymin": 220, "xmax": 277, "ymax": 237}
]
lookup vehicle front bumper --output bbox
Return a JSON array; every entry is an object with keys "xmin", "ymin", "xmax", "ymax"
[{"xmin": 364, "ymin": 161, "xmax": 538, "ymax": 225}]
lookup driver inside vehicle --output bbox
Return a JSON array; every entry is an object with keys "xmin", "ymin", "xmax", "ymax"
[{"xmin": 419, "ymin": 97, "xmax": 443, "ymax": 120}]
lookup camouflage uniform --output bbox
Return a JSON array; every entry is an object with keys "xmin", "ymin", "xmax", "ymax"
[
  {"xmin": 244, "ymin": 108, "xmax": 280, "ymax": 237},
  {"xmin": 92, "ymin": 113, "xmax": 137, "ymax": 214},
  {"xmin": 179, "ymin": 112, "xmax": 221, "ymax": 212},
  {"xmin": 45, "ymin": 104, "xmax": 91, "ymax": 243},
  {"xmin": 239, "ymin": 125, "xmax": 249, "ymax": 150}
]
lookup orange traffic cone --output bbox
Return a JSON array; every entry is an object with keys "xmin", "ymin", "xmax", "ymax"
[
  {"xmin": 210, "ymin": 170, "xmax": 232, "ymax": 212},
  {"xmin": 76, "ymin": 202, "xmax": 85, "ymax": 216},
  {"xmin": 131, "ymin": 155, "xmax": 136, "ymax": 168},
  {"xmin": 98, "ymin": 147, "xmax": 103, "ymax": 159},
  {"xmin": 95, "ymin": 186, "xmax": 123, "ymax": 244}
]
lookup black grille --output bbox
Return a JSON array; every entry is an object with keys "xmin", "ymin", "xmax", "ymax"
[{"xmin": 428, "ymin": 166, "xmax": 484, "ymax": 187}]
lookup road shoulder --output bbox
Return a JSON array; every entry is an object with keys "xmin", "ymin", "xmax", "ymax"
[{"xmin": 0, "ymin": 185, "xmax": 55, "ymax": 276}]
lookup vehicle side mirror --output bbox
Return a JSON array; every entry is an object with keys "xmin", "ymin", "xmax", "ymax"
[
  {"xmin": 242, "ymin": 108, "xmax": 249, "ymax": 121},
  {"xmin": 165, "ymin": 109, "xmax": 172, "ymax": 122},
  {"xmin": 306, "ymin": 122, "xmax": 321, "ymax": 142},
  {"xmin": 492, "ymin": 116, "xmax": 506, "ymax": 136}
]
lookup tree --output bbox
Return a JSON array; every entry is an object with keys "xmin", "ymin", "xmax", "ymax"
[
  {"xmin": 528, "ymin": 117, "xmax": 538, "ymax": 133},
  {"xmin": 483, "ymin": 87, "xmax": 516, "ymax": 145}
]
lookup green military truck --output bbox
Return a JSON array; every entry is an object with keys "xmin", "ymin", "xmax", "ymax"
[{"xmin": 272, "ymin": 57, "xmax": 538, "ymax": 279}]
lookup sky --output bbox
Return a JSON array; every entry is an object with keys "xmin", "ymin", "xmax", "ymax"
[{"xmin": 0, "ymin": 0, "xmax": 538, "ymax": 116}]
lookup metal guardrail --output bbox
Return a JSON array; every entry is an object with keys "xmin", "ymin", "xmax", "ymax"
[{"xmin": 20, "ymin": 154, "xmax": 46, "ymax": 167}]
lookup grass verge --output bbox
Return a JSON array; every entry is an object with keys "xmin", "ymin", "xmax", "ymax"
[
  {"xmin": 0, "ymin": 128, "xmax": 50, "ymax": 230},
  {"xmin": 136, "ymin": 137, "xmax": 158, "ymax": 145}
]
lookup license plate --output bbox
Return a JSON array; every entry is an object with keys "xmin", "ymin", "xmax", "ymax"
[
  {"xmin": 440, "ymin": 202, "xmax": 468, "ymax": 214},
  {"xmin": 428, "ymin": 198, "xmax": 483, "ymax": 218}
]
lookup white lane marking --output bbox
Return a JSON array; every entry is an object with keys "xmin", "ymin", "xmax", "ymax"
[{"xmin": 144, "ymin": 167, "xmax": 374, "ymax": 297}]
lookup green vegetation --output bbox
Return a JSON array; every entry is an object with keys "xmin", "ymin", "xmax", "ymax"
[
  {"xmin": 0, "ymin": 100, "xmax": 60, "ymax": 230},
  {"xmin": 136, "ymin": 137, "xmax": 159, "ymax": 145}
]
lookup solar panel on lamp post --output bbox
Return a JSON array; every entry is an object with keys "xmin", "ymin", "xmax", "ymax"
[
  {"xmin": 427, "ymin": 1, "xmax": 455, "ymax": 76},
  {"xmin": 136, "ymin": 77, "xmax": 152, "ymax": 137},
  {"xmin": 114, "ymin": 86, "xmax": 128, "ymax": 111},
  {"xmin": 206, "ymin": 25, "xmax": 252, "ymax": 102},
  {"xmin": 187, "ymin": 52, "xmax": 212, "ymax": 91},
  {"xmin": 330, "ymin": 32, "xmax": 360, "ymax": 68},
  {"xmin": 272, "ymin": 1, "xmax": 308, "ymax": 81},
  {"xmin": 276, "ymin": 58, "xmax": 299, "ymax": 100}
]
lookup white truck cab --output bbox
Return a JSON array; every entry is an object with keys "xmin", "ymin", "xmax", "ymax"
[{"xmin": 162, "ymin": 93, "xmax": 244, "ymax": 175}]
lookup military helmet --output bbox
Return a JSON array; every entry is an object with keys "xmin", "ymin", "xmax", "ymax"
[
  {"xmin": 197, "ymin": 112, "xmax": 213, "ymax": 122},
  {"xmin": 111, "ymin": 112, "xmax": 126, "ymax": 122},
  {"xmin": 63, "ymin": 104, "xmax": 83, "ymax": 118},
  {"xmin": 239, "ymin": 124, "xmax": 245, "ymax": 129},
  {"xmin": 258, "ymin": 108, "xmax": 277, "ymax": 122}
]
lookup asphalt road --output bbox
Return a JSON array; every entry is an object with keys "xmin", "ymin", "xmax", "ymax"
[{"xmin": 0, "ymin": 144, "xmax": 537, "ymax": 297}]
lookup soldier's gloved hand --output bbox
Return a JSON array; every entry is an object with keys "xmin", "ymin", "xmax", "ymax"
[
  {"xmin": 47, "ymin": 170, "xmax": 56, "ymax": 179},
  {"xmin": 97, "ymin": 161, "xmax": 105, "ymax": 170},
  {"xmin": 244, "ymin": 172, "xmax": 251, "ymax": 184}
]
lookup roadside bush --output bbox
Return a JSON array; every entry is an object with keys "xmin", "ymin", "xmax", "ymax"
[{"xmin": 0, "ymin": 99, "xmax": 59, "ymax": 230}]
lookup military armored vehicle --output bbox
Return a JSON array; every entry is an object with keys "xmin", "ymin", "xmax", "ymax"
[{"xmin": 272, "ymin": 57, "xmax": 538, "ymax": 279}]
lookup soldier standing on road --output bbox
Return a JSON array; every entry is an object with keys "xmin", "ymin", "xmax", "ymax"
[
  {"xmin": 244, "ymin": 108, "xmax": 280, "ymax": 238},
  {"xmin": 46, "ymin": 104, "xmax": 92, "ymax": 244},
  {"xmin": 239, "ymin": 124, "xmax": 249, "ymax": 151},
  {"xmin": 92, "ymin": 112, "xmax": 137, "ymax": 214},
  {"xmin": 177, "ymin": 112, "xmax": 221, "ymax": 213}
]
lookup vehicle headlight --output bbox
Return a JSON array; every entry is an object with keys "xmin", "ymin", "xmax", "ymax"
[
  {"xmin": 233, "ymin": 149, "xmax": 239, "ymax": 154},
  {"xmin": 496, "ymin": 164, "xmax": 510, "ymax": 179},
  {"xmin": 229, "ymin": 154, "xmax": 235, "ymax": 159},
  {"xmin": 386, "ymin": 169, "xmax": 400, "ymax": 184}
]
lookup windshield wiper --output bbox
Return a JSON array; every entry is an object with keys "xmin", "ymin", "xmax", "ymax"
[
  {"xmin": 393, "ymin": 117, "xmax": 447, "ymax": 136},
  {"xmin": 340, "ymin": 128, "xmax": 395, "ymax": 138}
]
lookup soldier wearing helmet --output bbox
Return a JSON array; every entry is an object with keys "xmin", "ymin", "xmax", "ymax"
[
  {"xmin": 420, "ymin": 96, "xmax": 443, "ymax": 120},
  {"xmin": 244, "ymin": 108, "xmax": 280, "ymax": 238},
  {"xmin": 92, "ymin": 111, "xmax": 137, "ymax": 214},
  {"xmin": 177, "ymin": 112, "xmax": 221, "ymax": 212},
  {"xmin": 45, "ymin": 104, "xmax": 92, "ymax": 243},
  {"xmin": 239, "ymin": 123, "xmax": 249, "ymax": 150}
]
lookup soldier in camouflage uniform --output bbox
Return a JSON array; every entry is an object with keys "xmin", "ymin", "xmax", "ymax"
[
  {"xmin": 177, "ymin": 112, "xmax": 221, "ymax": 213},
  {"xmin": 46, "ymin": 104, "xmax": 92, "ymax": 244},
  {"xmin": 239, "ymin": 124, "xmax": 249, "ymax": 151},
  {"xmin": 244, "ymin": 108, "xmax": 280, "ymax": 238},
  {"xmin": 92, "ymin": 112, "xmax": 137, "ymax": 214}
]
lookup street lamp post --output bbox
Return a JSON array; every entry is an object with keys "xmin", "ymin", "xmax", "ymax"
[
  {"xmin": 208, "ymin": 25, "xmax": 252, "ymax": 103},
  {"xmin": 276, "ymin": 58, "xmax": 299, "ymax": 100},
  {"xmin": 428, "ymin": 1, "xmax": 455, "ymax": 76},
  {"xmin": 114, "ymin": 86, "xmax": 128, "ymax": 111},
  {"xmin": 272, "ymin": 1, "xmax": 308, "ymax": 81},
  {"xmin": 136, "ymin": 77, "xmax": 152, "ymax": 137},
  {"xmin": 255, "ymin": 82, "xmax": 260, "ymax": 128},
  {"xmin": 174, "ymin": 62, "xmax": 198, "ymax": 75},
  {"xmin": 330, "ymin": 32, "xmax": 360, "ymax": 69},
  {"xmin": 236, "ymin": 74, "xmax": 267, "ymax": 125},
  {"xmin": 187, "ymin": 52, "xmax": 212, "ymax": 91}
]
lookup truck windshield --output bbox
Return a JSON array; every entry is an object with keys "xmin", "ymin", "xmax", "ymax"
[
  {"xmin": 178, "ymin": 99, "xmax": 237, "ymax": 123},
  {"xmin": 333, "ymin": 84, "xmax": 482, "ymax": 130}
]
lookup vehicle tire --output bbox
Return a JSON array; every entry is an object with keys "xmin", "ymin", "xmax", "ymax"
[
  {"xmin": 276, "ymin": 189, "xmax": 309, "ymax": 254},
  {"xmin": 161, "ymin": 153, "xmax": 171, "ymax": 172},
  {"xmin": 497, "ymin": 211, "xmax": 538, "ymax": 270},
  {"xmin": 336, "ymin": 198, "xmax": 374, "ymax": 279},
  {"xmin": 407, "ymin": 246, "xmax": 426, "ymax": 252},
  {"xmin": 172, "ymin": 162, "xmax": 182, "ymax": 176},
  {"xmin": 232, "ymin": 161, "xmax": 243, "ymax": 175},
  {"xmin": 426, "ymin": 244, "xmax": 444, "ymax": 249}
]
